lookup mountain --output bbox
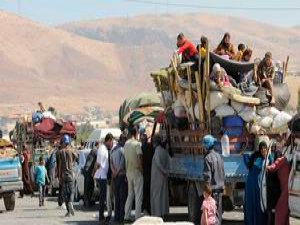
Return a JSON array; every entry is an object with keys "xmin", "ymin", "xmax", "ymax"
[
  {"xmin": 0, "ymin": 11, "xmax": 299, "ymax": 116},
  {"xmin": 0, "ymin": 11, "xmax": 158, "ymax": 116}
]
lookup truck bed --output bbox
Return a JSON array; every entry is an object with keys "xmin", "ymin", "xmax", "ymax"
[{"xmin": 169, "ymin": 153, "xmax": 248, "ymax": 182}]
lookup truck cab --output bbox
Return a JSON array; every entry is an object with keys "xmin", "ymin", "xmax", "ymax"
[{"xmin": 0, "ymin": 139, "xmax": 23, "ymax": 211}]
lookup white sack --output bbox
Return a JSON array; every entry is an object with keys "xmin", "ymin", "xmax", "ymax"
[
  {"xmin": 272, "ymin": 111, "xmax": 292, "ymax": 129},
  {"xmin": 214, "ymin": 104, "xmax": 235, "ymax": 118},
  {"xmin": 206, "ymin": 91, "xmax": 229, "ymax": 111},
  {"xmin": 259, "ymin": 116, "xmax": 273, "ymax": 128},
  {"xmin": 231, "ymin": 101, "xmax": 245, "ymax": 113},
  {"xmin": 238, "ymin": 106, "xmax": 257, "ymax": 122}
]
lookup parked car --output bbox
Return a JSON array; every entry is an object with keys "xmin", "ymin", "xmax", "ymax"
[
  {"xmin": 0, "ymin": 144, "xmax": 23, "ymax": 211},
  {"xmin": 74, "ymin": 128, "xmax": 121, "ymax": 201}
]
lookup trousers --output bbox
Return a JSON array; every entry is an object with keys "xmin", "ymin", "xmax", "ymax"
[
  {"xmin": 113, "ymin": 174, "xmax": 127, "ymax": 222},
  {"xmin": 97, "ymin": 179, "xmax": 107, "ymax": 221},
  {"xmin": 124, "ymin": 172, "xmax": 143, "ymax": 220}
]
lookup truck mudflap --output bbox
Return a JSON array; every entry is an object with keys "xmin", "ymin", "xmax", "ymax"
[
  {"xmin": 0, "ymin": 180, "xmax": 23, "ymax": 194},
  {"xmin": 169, "ymin": 154, "xmax": 248, "ymax": 182}
]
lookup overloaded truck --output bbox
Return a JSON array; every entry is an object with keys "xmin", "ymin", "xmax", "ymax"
[
  {"xmin": 0, "ymin": 138, "xmax": 23, "ymax": 211},
  {"xmin": 120, "ymin": 42, "xmax": 299, "ymax": 223}
]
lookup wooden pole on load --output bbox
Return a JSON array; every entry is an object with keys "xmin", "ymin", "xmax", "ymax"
[
  {"xmin": 157, "ymin": 76, "xmax": 167, "ymax": 108},
  {"xmin": 167, "ymin": 71, "xmax": 174, "ymax": 103},
  {"xmin": 195, "ymin": 70, "xmax": 204, "ymax": 129},
  {"xmin": 283, "ymin": 56, "xmax": 289, "ymax": 80},
  {"xmin": 187, "ymin": 65, "xmax": 196, "ymax": 123},
  {"xmin": 205, "ymin": 41, "xmax": 211, "ymax": 132}
]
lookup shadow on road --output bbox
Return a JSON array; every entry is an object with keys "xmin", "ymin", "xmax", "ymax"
[{"xmin": 64, "ymin": 221, "xmax": 98, "ymax": 225}]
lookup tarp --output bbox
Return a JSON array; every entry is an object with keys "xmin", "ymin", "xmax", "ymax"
[
  {"xmin": 33, "ymin": 118, "xmax": 76, "ymax": 140},
  {"xmin": 119, "ymin": 92, "xmax": 162, "ymax": 129},
  {"xmin": 210, "ymin": 52, "xmax": 255, "ymax": 82}
]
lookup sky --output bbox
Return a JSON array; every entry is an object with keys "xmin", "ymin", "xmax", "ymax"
[{"xmin": 0, "ymin": 0, "xmax": 299, "ymax": 27}]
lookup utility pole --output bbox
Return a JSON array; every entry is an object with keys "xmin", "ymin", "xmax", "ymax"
[{"xmin": 17, "ymin": 0, "xmax": 21, "ymax": 15}]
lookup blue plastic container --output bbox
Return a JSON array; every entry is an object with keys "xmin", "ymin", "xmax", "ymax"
[
  {"xmin": 223, "ymin": 115, "xmax": 244, "ymax": 127},
  {"xmin": 223, "ymin": 116, "xmax": 244, "ymax": 137}
]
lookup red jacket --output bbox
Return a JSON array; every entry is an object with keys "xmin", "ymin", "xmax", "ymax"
[{"xmin": 177, "ymin": 39, "xmax": 198, "ymax": 58}]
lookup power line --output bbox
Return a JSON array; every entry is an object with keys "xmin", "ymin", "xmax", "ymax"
[{"xmin": 126, "ymin": 0, "xmax": 300, "ymax": 11}]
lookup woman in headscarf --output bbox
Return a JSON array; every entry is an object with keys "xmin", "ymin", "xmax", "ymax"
[
  {"xmin": 214, "ymin": 32, "xmax": 236, "ymax": 60},
  {"xmin": 20, "ymin": 145, "xmax": 33, "ymax": 197},
  {"xmin": 210, "ymin": 63, "xmax": 231, "ymax": 88},
  {"xmin": 150, "ymin": 134, "xmax": 170, "ymax": 218},
  {"xmin": 244, "ymin": 141, "xmax": 270, "ymax": 225}
]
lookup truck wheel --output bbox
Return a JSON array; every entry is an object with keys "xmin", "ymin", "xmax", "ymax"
[
  {"xmin": 188, "ymin": 183, "xmax": 201, "ymax": 225},
  {"xmin": 4, "ymin": 192, "xmax": 15, "ymax": 211}
]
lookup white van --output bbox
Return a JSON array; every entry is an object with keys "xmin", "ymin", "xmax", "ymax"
[
  {"xmin": 84, "ymin": 128, "xmax": 121, "ymax": 150},
  {"xmin": 74, "ymin": 128, "xmax": 121, "ymax": 201}
]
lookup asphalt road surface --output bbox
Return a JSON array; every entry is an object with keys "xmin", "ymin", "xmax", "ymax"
[{"xmin": 1, "ymin": 195, "xmax": 300, "ymax": 225}]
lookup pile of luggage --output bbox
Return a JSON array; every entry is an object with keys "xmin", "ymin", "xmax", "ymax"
[{"xmin": 119, "ymin": 92, "xmax": 164, "ymax": 130}]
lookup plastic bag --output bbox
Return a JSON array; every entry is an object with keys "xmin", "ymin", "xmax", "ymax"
[
  {"xmin": 215, "ymin": 104, "xmax": 235, "ymax": 118},
  {"xmin": 206, "ymin": 91, "xmax": 229, "ymax": 111},
  {"xmin": 257, "ymin": 107, "xmax": 280, "ymax": 118},
  {"xmin": 238, "ymin": 106, "xmax": 257, "ymax": 122},
  {"xmin": 231, "ymin": 101, "xmax": 244, "ymax": 114},
  {"xmin": 259, "ymin": 116, "xmax": 273, "ymax": 128},
  {"xmin": 272, "ymin": 111, "xmax": 292, "ymax": 129}
]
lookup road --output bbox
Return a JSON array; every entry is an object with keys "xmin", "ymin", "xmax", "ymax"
[{"xmin": 1, "ymin": 195, "xmax": 300, "ymax": 225}]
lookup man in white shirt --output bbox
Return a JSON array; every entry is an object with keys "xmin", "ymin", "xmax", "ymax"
[{"xmin": 93, "ymin": 133, "xmax": 114, "ymax": 224}]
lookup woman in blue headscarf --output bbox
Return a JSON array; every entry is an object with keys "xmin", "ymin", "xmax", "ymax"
[{"xmin": 244, "ymin": 141, "xmax": 270, "ymax": 225}]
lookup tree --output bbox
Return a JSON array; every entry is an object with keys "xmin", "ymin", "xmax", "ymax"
[
  {"xmin": 76, "ymin": 122, "xmax": 94, "ymax": 145},
  {"xmin": 298, "ymin": 88, "xmax": 300, "ymax": 112}
]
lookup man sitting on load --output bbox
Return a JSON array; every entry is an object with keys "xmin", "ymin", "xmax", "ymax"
[
  {"xmin": 176, "ymin": 33, "xmax": 198, "ymax": 63},
  {"xmin": 214, "ymin": 32, "xmax": 236, "ymax": 60},
  {"xmin": 256, "ymin": 52, "xmax": 275, "ymax": 104}
]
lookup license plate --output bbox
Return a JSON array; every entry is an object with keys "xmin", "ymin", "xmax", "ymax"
[{"xmin": 0, "ymin": 169, "xmax": 18, "ymax": 179}]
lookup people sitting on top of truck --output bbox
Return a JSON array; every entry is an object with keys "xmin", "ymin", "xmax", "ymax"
[
  {"xmin": 256, "ymin": 52, "xmax": 275, "ymax": 104},
  {"xmin": 214, "ymin": 32, "xmax": 236, "ymax": 60},
  {"xmin": 235, "ymin": 43, "xmax": 246, "ymax": 61},
  {"xmin": 210, "ymin": 63, "xmax": 231, "ymax": 88},
  {"xmin": 241, "ymin": 48, "xmax": 253, "ymax": 62},
  {"xmin": 176, "ymin": 33, "xmax": 198, "ymax": 63}
]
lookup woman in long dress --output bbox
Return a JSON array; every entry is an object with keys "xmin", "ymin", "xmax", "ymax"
[
  {"xmin": 150, "ymin": 135, "xmax": 170, "ymax": 217},
  {"xmin": 244, "ymin": 141, "xmax": 270, "ymax": 225},
  {"xmin": 267, "ymin": 155, "xmax": 291, "ymax": 225}
]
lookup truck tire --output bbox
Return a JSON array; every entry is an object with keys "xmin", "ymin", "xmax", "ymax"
[
  {"xmin": 188, "ymin": 182, "xmax": 201, "ymax": 225},
  {"xmin": 4, "ymin": 192, "xmax": 15, "ymax": 211}
]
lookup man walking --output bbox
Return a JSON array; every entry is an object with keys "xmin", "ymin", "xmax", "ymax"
[
  {"xmin": 111, "ymin": 134, "xmax": 127, "ymax": 224},
  {"xmin": 94, "ymin": 133, "xmax": 114, "ymax": 224},
  {"xmin": 124, "ymin": 127, "xmax": 144, "ymax": 221},
  {"xmin": 202, "ymin": 135, "xmax": 225, "ymax": 225},
  {"xmin": 56, "ymin": 134, "xmax": 77, "ymax": 217},
  {"xmin": 83, "ymin": 141, "xmax": 98, "ymax": 207}
]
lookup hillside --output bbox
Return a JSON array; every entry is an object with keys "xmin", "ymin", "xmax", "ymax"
[
  {"xmin": 60, "ymin": 13, "xmax": 300, "ymax": 71},
  {"xmin": 0, "ymin": 11, "xmax": 299, "ymax": 116}
]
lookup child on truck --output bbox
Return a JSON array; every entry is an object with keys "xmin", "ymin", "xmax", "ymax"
[
  {"xmin": 201, "ymin": 184, "xmax": 217, "ymax": 225},
  {"xmin": 35, "ymin": 156, "xmax": 49, "ymax": 207}
]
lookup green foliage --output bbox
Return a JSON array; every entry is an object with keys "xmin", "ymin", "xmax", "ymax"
[
  {"xmin": 76, "ymin": 122, "xmax": 94, "ymax": 145},
  {"xmin": 298, "ymin": 88, "xmax": 300, "ymax": 112}
]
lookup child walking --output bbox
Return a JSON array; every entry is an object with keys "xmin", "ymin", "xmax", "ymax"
[
  {"xmin": 35, "ymin": 156, "xmax": 49, "ymax": 207},
  {"xmin": 201, "ymin": 184, "xmax": 217, "ymax": 225}
]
